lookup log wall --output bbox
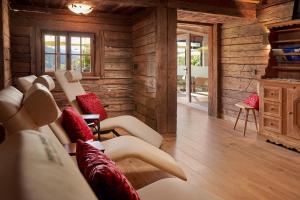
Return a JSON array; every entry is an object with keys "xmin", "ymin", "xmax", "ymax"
[
  {"xmin": 10, "ymin": 10, "xmax": 134, "ymax": 117},
  {"xmin": 220, "ymin": 1, "xmax": 294, "ymax": 121},
  {"xmin": 132, "ymin": 9, "xmax": 158, "ymax": 129},
  {"xmin": 0, "ymin": 0, "xmax": 11, "ymax": 89}
]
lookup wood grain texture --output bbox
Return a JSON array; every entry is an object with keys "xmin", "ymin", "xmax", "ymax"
[
  {"xmin": 10, "ymin": 8, "xmax": 134, "ymax": 117},
  {"xmin": 0, "ymin": 0, "xmax": 11, "ymax": 89},
  {"xmin": 117, "ymin": 104, "xmax": 300, "ymax": 200},
  {"xmin": 220, "ymin": 1, "xmax": 294, "ymax": 120}
]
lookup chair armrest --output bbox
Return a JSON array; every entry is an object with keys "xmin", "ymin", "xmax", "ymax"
[{"xmin": 81, "ymin": 114, "xmax": 100, "ymax": 122}]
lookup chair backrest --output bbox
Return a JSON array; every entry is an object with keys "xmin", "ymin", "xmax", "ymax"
[
  {"xmin": 55, "ymin": 70, "xmax": 86, "ymax": 113},
  {"xmin": 16, "ymin": 75, "xmax": 37, "ymax": 93},
  {"xmin": 0, "ymin": 84, "xmax": 59, "ymax": 135},
  {"xmin": 0, "ymin": 129, "xmax": 98, "ymax": 200}
]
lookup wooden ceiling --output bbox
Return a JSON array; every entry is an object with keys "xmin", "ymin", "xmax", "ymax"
[
  {"xmin": 10, "ymin": 0, "xmax": 260, "ymax": 17},
  {"xmin": 9, "ymin": 0, "xmax": 146, "ymax": 14}
]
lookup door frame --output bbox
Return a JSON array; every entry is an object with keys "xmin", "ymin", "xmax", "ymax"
[{"xmin": 177, "ymin": 21, "xmax": 220, "ymax": 117}]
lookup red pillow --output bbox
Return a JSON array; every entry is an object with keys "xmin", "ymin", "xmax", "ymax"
[
  {"xmin": 244, "ymin": 93, "xmax": 259, "ymax": 110},
  {"xmin": 76, "ymin": 93, "xmax": 107, "ymax": 121},
  {"xmin": 61, "ymin": 107, "xmax": 94, "ymax": 142},
  {"xmin": 76, "ymin": 140, "xmax": 140, "ymax": 200}
]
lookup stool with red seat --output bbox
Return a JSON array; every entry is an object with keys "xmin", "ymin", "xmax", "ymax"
[{"xmin": 233, "ymin": 93, "xmax": 259, "ymax": 136}]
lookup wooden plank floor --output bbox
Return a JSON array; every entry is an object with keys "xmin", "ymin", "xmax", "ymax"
[{"xmin": 117, "ymin": 103, "xmax": 300, "ymax": 200}]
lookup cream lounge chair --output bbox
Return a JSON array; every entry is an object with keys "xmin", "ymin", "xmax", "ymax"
[
  {"xmin": 0, "ymin": 129, "xmax": 222, "ymax": 200},
  {"xmin": 0, "ymin": 84, "xmax": 186, "ymax": 180},
  {"xmin": 55, "ymin": 70, "xmax": 163, "ymax": 148}
]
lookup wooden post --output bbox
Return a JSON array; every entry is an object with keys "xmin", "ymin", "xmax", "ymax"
[
  {"xmin": 156, "ymin": 5, "xmax": 177, "ymax": 134},
  {"xmin": 167, "ymin": 8, "xmax": 177, "ymax": 133},
  {"xmin": 156, "ymin": 5, "xmax": 168, "ymax": 134},
  {"xmin": 208, "ymin": 23, "xmax": 221, "ymax": 117}
]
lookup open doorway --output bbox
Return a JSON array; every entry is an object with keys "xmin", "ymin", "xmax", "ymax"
[{"xmin": 177, "ymin": 23, "xmax": 210, "ymax": 111}]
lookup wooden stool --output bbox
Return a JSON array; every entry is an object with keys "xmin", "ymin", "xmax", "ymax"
[{"xmin": 233, "ymin": 102, "xmax": 258, "ymax": 136}]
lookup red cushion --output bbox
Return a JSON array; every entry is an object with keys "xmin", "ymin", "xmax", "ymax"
[
  {"xmin": 76, "ymin": 140, "xmax": 140, "ymax": 200},
  {"xmin": 61, "ymin": 107, "xmax": 94, "ymax": 142},
  {"xmin": 76, "ymin": 93, "xmax": 107, "ymax": 121},
  {"xmin": 244, "ymin": 93, "xmax": 259, "ymax": 110}
]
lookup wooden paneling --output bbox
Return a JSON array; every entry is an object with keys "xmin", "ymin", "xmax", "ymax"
[
  {"xmin": 132, "ymin": 9, "xmax": 158, "ymax": 130},
  {"xmin": 10, "ymin": 8, "xmax": 134, "ymax": 117},
  {"xmin": 220, "ymin": 1, "xmax": 294, "ymax": 120},
  {"xmin": 0, "ymin": 0, "xmax": 11, "ymax": 89}
]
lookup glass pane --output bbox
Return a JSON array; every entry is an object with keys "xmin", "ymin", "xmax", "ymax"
[
  {"xmin": 71, "ymin": 55, "xmax": 81, "ymax": 71},
  {"xmin": 45, "ymin": 54, "xmax": 55, "ymax": 72},
  {"xmin": 59, "ymin": 36, "xmax": 66, "ymax": 54},
  {"xmin": 177, "ymin": 39, "xmax": 186, "ymax": 66},
  {"xmin": 44, "ymin": 35, "xmax": 55, "ymax": 53},
  {"xmin": 82, "ymin": 37, "xmax": 91, "ymax": 55},
  {"xmin": 58, "ymin": 54, "xmax": 66, "ymax": 71},
  {"xmin": 82, "ymin": 55, "xmax": 91, "ymax": 72},
  {"xmin": 191, "ymin": 36, "xmax": 202, "ymax": 67},
  {"xmin": 71, "ymin": 37, "xmax": 80, "ymax": 54}
]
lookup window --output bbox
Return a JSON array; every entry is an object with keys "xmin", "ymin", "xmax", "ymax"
[{"xmin": 43, "ymin": 32, "xmax": 94, "ymax": 74}]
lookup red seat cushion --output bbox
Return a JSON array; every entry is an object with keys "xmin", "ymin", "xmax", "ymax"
[
  {"xmin": 76, "ymin": 93, "xmax": 107, "ymax": 121},
  {"xmin": 61, "ymin": 107, "xmax": 94, "ymax": 142},
  {"xmin": 244, "ymin": 93, "xmax": 259, "ymax": 110},
  {"xmin": 76, "ymin": 140, "xmax": 140, "ymax": 200}
]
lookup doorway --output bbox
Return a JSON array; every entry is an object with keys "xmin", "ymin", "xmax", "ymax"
[{"xmin": 177, "ymin": 24, "xmax": 210, "ymax": 111}]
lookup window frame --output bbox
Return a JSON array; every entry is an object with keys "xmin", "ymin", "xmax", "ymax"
[{"xmin": 41, "ymin": 31, "xmax": 95, "ymax": 76}]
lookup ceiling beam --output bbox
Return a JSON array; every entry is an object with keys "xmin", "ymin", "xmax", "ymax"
[{"xmin": 168, "ymin": 0, "xmax": 257, "ymax": 18}]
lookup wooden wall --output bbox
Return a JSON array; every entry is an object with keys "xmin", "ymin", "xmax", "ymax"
[
  {"xmin": 132, "ymin": 9, "xmax": 158, "ymax": 129},
  {"xmin": 10, "ymin": 9, "xmax": 134, "ymax": 117},
  {"xmin": 0, "ymin": 0, "xmax": 11, "ymax": 89},
  {"xmin": 131, "ymin": 7, "xmax": 177, "ymax": 134},
  {"xmin": 220, "ymin": 1, "xmax": 294, "ymax": 122}
]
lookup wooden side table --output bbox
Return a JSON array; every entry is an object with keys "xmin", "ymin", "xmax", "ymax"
[
  {"xmin": 234, "ymin": 102, "xmax": 258, "ymax": 136},
  {"xmin": 63, "ymin": 141, "xmax": 105, "ymax": 156}
]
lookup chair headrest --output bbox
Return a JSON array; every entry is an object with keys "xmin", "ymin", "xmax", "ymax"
[
  {"xmin": 65, "ymin": 70, "xmax": 83, "ymax": 82},
  {"xmin": 0, "ymin": 84, "xmax": 60, "ymax": 134},
  {"xmin": 0, "ymin": 86, "xmax": 23, "ymax": 122},
  {"xmin": 33, "ymin": 75, "xmax": 55, "ymax": 91},
  {"xmin": 16, "ymin": 75, "xmax": 37, "ymax": 93},
  {"xmin": 23, "ymin": 83, "xmax": 60, "ymax": 127}
]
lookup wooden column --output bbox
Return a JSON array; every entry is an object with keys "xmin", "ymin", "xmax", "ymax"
[
  {"xmin": 208, "ymin": 23, "xmax": 221, "ymax": 117},
  {"xmin": 156, "ymin": 6, "xmax": 177, "ymax": 134},
  {"xmin": 167, "ymin": 8, "xmax": 177, "ymax": 133}
]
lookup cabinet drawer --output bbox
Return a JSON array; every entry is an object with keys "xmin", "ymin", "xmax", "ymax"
[
  {"xmin": 263, "ymin": 101, "xmax": 282, "ymax": 118},
  {"xmin": 263, "ymin": 86, "xmax": 282, "ymax": 102},
  {"xmin": 262, "ymin": 115, "xmax": 282, "ymax": 134}
]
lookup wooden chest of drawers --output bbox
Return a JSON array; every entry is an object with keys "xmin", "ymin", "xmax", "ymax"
[{"xmin": 259, "ymin": 79, "xmax": 300, "ymax": 151}]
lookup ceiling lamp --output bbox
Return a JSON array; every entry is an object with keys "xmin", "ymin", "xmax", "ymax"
[{"xmin": 68, "ymin": 2, "xmax": 93, "ymax": 15}]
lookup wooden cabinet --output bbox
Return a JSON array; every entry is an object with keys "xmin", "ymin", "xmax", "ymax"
[
  {"xmin": 259, "ymin": 79, "xmax": 300, "ymax": 151},
  {"xmin": 287, "ymin": 88, "xmax": 300, "ymax": 140}
]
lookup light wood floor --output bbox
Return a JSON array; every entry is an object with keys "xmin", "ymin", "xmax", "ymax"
[{"xmin": 118, "ymin": 103, "xmax": 300, "ymax": 200}]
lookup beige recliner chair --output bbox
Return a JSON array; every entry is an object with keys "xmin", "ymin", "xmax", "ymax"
[
  {"xmin": 54, "ymin": 70, "xmax": 163, "ymax": 148},
  {"xmin": 0, "ymin": 129, "xmax": 222, "ymax": 200},
  {"xmin": 0, "ymin": 84, "xmax": 186, "ymax": 180}
]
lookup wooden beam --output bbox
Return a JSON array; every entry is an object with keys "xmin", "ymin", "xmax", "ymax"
[
  {"xmin": 168, "ymin": 0, "xmax": 257, "ymax": 18},
  {"xmin": 90, "ymin": 0, "xmax": 160, "ymax": 7}
]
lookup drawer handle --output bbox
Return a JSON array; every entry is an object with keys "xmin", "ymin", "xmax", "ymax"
[
  {"xmin": 270, "ymin": 107, "xmax": 274, "ymax": 111},
  {"xmin": 270, "ymin": 122, "xmax": 274, "ymax": 126},
  {"xmin": 270, "ymin": 93, "xmax": 274, "ymax": 96},
  {"xmin": 289, "ymin": 112, "xmax": 293, "ymax": 115}
]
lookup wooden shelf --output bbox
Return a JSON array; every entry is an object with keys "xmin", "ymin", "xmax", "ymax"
[
  {"xmin": 273, "ymin": 66, "xmax": 300, "ymax": 71},
  {"xmin": 273, "ymin": 39, "xmax": 300, "ymax": 44},
  {"xmin": 275, "ymin": 28, "xmax": 300, "ymax": 33}
]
